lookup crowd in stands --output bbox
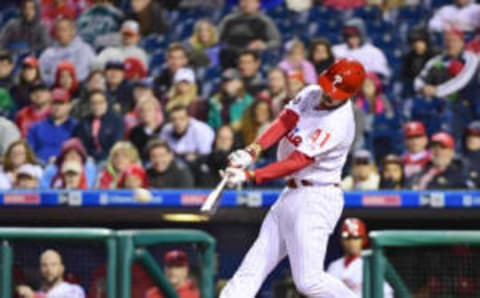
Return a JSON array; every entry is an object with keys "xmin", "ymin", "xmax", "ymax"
[{"xmin": 0, "ymin": 0, "xmax": 479, "ymax": 191}]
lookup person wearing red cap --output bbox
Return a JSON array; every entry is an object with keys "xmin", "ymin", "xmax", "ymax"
[
  {"xmin": 12, "ymin": 56, "xmax": 43, "ymax": 109},
  {"xmin": 411, "ymin": 131, "xmax": 469, "ymax": 189},
  {"xmin": 402, "ymin": 121, "xmax": 431, "ymax": 178},
  {"xmin": 145, "ymin": 250, "xmax": 200, "ymax": 298},
  {"xmin": 26, "ymin": 88, "xmax": 77, "ymax": 163},
  {"xmin": 117, "ymin": 163, "xmax": 148, "ymax": 189},
  {"xmin": 286, "ymin": 70, "xmax": 306, "ymax": 100},
  {"xmin": 54, "ymin": 61, "xmax": 80, "ymax": 99},
  {"xmin": 327, "ymin": 218, "xmax": 393, "ymax": 297},
  {"xmin": 220, "ymin": 59, "xmax": 366, "ymax": 298}
]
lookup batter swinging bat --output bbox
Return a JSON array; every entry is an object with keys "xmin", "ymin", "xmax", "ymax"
[{"xmin": 200, "ymin": 176, "xmax": 228, "ymax": 216}]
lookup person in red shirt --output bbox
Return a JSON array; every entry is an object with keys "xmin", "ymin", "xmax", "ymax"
[
  {"xmin": 145, "ymin": 250, "xmax": 200, "ymax": 298},
  {"xmin": 402, "ymin": 121, "xmax": 431, "ymax": 178},
  {"xmin": 15, "ymin": 83, "xmax": 51, "ymax": 137}
]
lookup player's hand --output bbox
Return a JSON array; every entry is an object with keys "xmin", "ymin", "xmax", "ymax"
[
  {"xmin": 222, "ymin": 167, "xmax": 249, "ymax": 187},
  {"xmin": 16, "ymin": 285, "xmax": 35, "ymax": 298},
  {"xmin": 228, "ymin": 149, "xmax": 254, "ymax": 169}
]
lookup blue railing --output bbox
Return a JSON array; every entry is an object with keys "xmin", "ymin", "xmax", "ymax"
[{"xmin": 0, "ymin": 189, "xmax": 479, "ymax": 208}]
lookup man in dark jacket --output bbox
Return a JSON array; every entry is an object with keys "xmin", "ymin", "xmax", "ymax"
[
  {"xmin": 410, "ymin": 132, "xmax": 470, "ymax": 189},
  {"xmin": 0, "ymin": 0, "xmax": 51, "ymax": 54},
  {"xmin": 105, "ymin": 60, "xmax": 134, "ymax": 114},
  {"xmin": 463, "ymin": 121, "xmax": 480, "ymax": 187},
  {"xmin": 74, "ymin": 90, "xmax": 124, "ymax": 162},
  {"xmin": 237, "ymin": 50, "xmax": 266, "ymax": 96},
  {"xmin": 0, "ymin": 51, "xmax": 15, "ymax": 91},
  {"xmin": 146, "ymin": 139, "xmax": 194, "ymax": 188}
]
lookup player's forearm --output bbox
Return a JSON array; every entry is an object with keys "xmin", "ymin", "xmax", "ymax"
[
  {"xmin": 255, "ymin": 109, "xmax": 299, "ymax": 151},
  {"xmin": 250, "ymin": 150, "xmax": 314, "ymax": 184}
]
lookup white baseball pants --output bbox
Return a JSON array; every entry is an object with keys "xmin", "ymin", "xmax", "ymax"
[{"xmin": 220, "ymin": 186, "xmax": 357, "ymax": 298}]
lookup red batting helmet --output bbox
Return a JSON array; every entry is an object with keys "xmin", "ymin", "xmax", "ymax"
[
  {"xmin": 341, "ymin": 217, "xmax": 368, "ymax": 246},
  {"xmin": 318, "ymin": 58, "xmax": 366, "ymax": 100}
]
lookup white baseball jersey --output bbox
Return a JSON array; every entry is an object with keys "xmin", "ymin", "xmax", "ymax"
[
  {"xmin": 327, "ymin": 256, "xmax": 394, "ymax": 298},
  {"xmin": 277, "ymin": 85, "xmax": 355, "ymax": 184},
  {"xmin": 36, "ymin": 281, "xmax": 85, "ymax": 298}
]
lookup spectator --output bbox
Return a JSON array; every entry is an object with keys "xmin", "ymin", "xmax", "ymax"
[
  {"xmin": 146, "ymin": 140, "xmax": 194, "ymax": 188},
  {"xmin": 72, "ymin": 69, "xmax": 107, "ymax": 119},
  {"xmin": 428, "ymin": 0, "xmax": 480, "ymax": 33},
  {"xmin": 286, "ymin": 70, "xmax": 305, "ymax": 99},
  {"xmin": 42, "ymin": 138, "xmax": 97, "ymax": 189},
  {"xmin": 153, "ymin": 43, "xmax": 189, "ymax": 100},
  {"xmin": 12, "ymin": 56, "xmax": 43, "ymax": 109},
  {"xmin": 15, "ymin": 163, "xmax": 42, "ymax": 189},
  {"xmin": 165, "ymin": 68, "xmax": 200, "ymax": 112},
  {"xmin": 129, "ymin": 96, "xmax": 163, "ymax": 161},
  {"xmin": 278, "ymin": 39, "xmax": 317, "ymax": 84},
  {"xmin": 117, "ymin": 163, "xmax": 148, "ymax": 188},
  {"xmin": 0, "ymin": 139, "xmax": 40, "ymax": 188},
  {"xmin": 0, "ymin": 0, "xmax": 51, "ymax": 54},
  {"xmin": 160, "ymin": 105, "xmax": 214, "ymax": 163},
  {"xmin": 309, "ymin": 38, "xmax": 335, "ymax": 75},
  {"xmin": 54, "ymin": 159, "xmax": 87, "ymax": 189},
  {"xmin": 341, "ymin": 149, "xmax": 380, "ymax": 190},
  {"xmin": 27, "ymin": 88, "xmax": 77, "ymax": 164},
  {"xmin": 96, "ymin": 20, "xmax": 148, "ymax": 69},
  {"xmin": 218, "ymin": 0, "xmax": 281, "ymax": 68},
  {"xmin": 237, "ymin": 50, "xmax": 266, "ymax": 96},
  {"xmin": 463, "ymin": 121, "xmax": 480, "ymax": 187},
  {"xmin": 401, "ymin": 27, "xmax": 439, "ymax": 96},
  {"xmin": 207, "ymin": 69, "xmax": 253, "ymax": 131},
  {"xmin": 124, "ymin": 57, "xmax": 148, "ymax": 80},
  {"xmin": 241, "ymin": 100, "xmax": 273, "ymax": 146},
  {"xmin": 39, "ymin": 17, "xmax": 96, "ymax": 86},
  {"xmin": 194, "ymin": 125, "xmax": 236, "ymax": 187},
  {"xmin": 0, "ymin": 50, "xmax": 15, "ymax": 91},
  {"xmin": 379, "ymin": 154, "xmax": 405, "ymax": 189},
  {"xmin": 0, "ymin": 88, "xmax": 14, "ymax": 117},
  {"xmin": 323, "ymin": 0, "xmax": 365, "ymax": 9},
  {"xmin": 104, "ymin": 60, "xmax": 135, "ymax": 114},
  {"xmin": 185, "ymin": 19, "xmax": 220, "ymax": 68},
  {"xmin": 41, "ymin": 0, "xmax": 79, "ymax": 31},
  {"xmin": 0, "ymin": 116, "xmax": 20, "ymax": 156},
  {"xmin": 15, "ymin": 83, "xmax": 51, "ymax": 137},
  {"xmin": 327, "ymin": 218, "xmax": 393, "ymax": 297},
  {"xmin": 260, "ymin": 68, "xmax": 288, "ymax": 116},
  {"xmin": 411, "ymin": 132, "xmax": 469, "ymax": 189},
  {"xmin": 76, "ymin": 0, "xmax": 124, "ymax": 48},
  {"xmin": 74, "ymin": 90, "xmax": 124, "ymax": 162},
  {"xmin": 402, "ymin": 121, "xmax": 431, "ymax": 178},
  {"xmin": 97, "ymin": 141, "xmax": 140, "ymax": 189},
  {"xmin": 145, "ymin": 250, "xmax": 200, "ymax": 298},
  {"xmin": 333, "ymin": 18, "xmax": 390, "ymax": 79},
  {"xmin": 16, "ymin": 249, "xmax": 85, "ymax": 298},
  {"xmin": 127, "ymin": 0, "xmax": 168, "ymax": 36},
  {"xmin": 54, "ymin": 61, "xmax": 80, "ymax": 99}
]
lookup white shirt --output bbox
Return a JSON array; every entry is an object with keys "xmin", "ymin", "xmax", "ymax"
[
  {"xmin": 327, "ymin": 256, "xmax": 393, "ymax": 298},
  {"xmin": 36, "ymin": 281, "xmax": 85, "ymax": 298},
  {"xmin": 277, "ymin": 85, "xmax": 355, "ymax": 184},
  {"xmin": 160, "ymin": 117, "xmax": 215, "ymax": 156},
  {"xmin": 428, "ymin": 2, "xmax": 480, "ymax": 32},
  {"xmin": 95, "ymin": 45, "xmax": 149, "ymax": 69},
  {"xmin": 332, "ymin": 43, "xmax": 391, "ymax": 78}
]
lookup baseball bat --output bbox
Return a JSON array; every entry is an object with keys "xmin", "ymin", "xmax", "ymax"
[{"xmin": 200, "ymin": 176, "xmax": 228, "ymax": 217}]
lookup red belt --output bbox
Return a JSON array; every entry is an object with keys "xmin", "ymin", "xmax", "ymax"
[{"xmin": 286, "ymin": 179, "xmax": 339, "ymax": 188}]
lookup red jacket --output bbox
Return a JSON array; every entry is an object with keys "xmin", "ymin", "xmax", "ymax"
[
  {"xmin": 145, "ymin": 280, "xmax": 200, "ymax": 298},
  {"xmin": 15, "ymin": 105, "xmax": 50, "ymax": 137}
]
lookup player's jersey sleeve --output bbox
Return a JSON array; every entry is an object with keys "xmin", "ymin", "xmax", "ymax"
[{"xmin": 284, "ymin": 85, "xmax": 322, "ymax": 115}]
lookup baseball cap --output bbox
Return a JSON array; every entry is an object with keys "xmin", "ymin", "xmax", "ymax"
[
  {"xmin": 404, "ymin": 121, "xmax": 426, "ymax": 138},
  {"xmin": 51, "ymin": 88, "xmax": 71, "ymax": 103},
  {"xmin": 62, "ymin": 160, "xmax": 83, "ymax": 174},
  {"xmin": 164, "ymin": 250, "xmax": 188, "ymax": 267},
  {"xmin": 0, "ymin": 50, "xmax": 13, "ymax": 63},
  {"xmin": 121, "ymin": 20, "xmax": 140, "ymax": 36},
  {"xmin": 430, "ymin": 132, "xmax": 455, "ymax": 149},
  {"xmin": 288, "ymin": 70, "xmax": 304, "ymax": 84},
  {"xmin": 29, "ymin": 82, "xmax": 49, "ymax": 93},
  {"xmin": 221, "ymin": 68, "xmax": 241, "ymax": 81},
  {"xmin": 17, "ymin": 164, "xmax": 42, "ymax": 180},
  {"xmin": 382, "ymin": 154, "xmax": 402, "ymax": 166},
  {"xmin": 22, "ymin": 56, "xmax": 38, "ymax": 68},
  {"xmin": 173, "ymin": 68, "xmax": 195, "ymax": 84},
  {"xmin": 352, "ymin": 149, "xmax": 373, "ymax": 164},
  {"xmin": 105, "ymin": 60, "xmax": 125, "ymax": 70},
  {"xmin": 124, "ymin": 57, "xmax": 147, "ymax": 80},
  {"xmin": 466, "ymin": 121, "xmax": 480, "ymax": 136},
  {"xmin": 341, "ymin": 218, "xmax": 367, "ymax": 238}
]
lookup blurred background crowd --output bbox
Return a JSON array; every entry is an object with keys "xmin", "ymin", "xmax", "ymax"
[{"xmin": 0, "ymin": 0, "xmax": 478, "ymax": 191}]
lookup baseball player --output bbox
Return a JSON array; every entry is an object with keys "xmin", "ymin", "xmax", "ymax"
[
  {"xmin": 220, "ymin": 58, "xmax": 366, "ymax": 298},
  {"xmin": 327, "ymin": 218, "xmax": 393, "ymax": 297}
]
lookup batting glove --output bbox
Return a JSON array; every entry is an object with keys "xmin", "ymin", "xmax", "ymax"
[
  {"xmin": 228, "ymin": 143, "xmax": 262, "ymax": 169},
  {"xmin": 222, "ymin": 167, "xmax": 255, "ymax": 188}
]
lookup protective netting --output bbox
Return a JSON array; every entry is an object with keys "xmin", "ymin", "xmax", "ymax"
[
  {"xmin": 11, "ymin": 240, "xmax": 106, "ymax": 297},
  {"xmin": 385, "ymin": 245, "xmax": 480, "ymax": 298}
]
